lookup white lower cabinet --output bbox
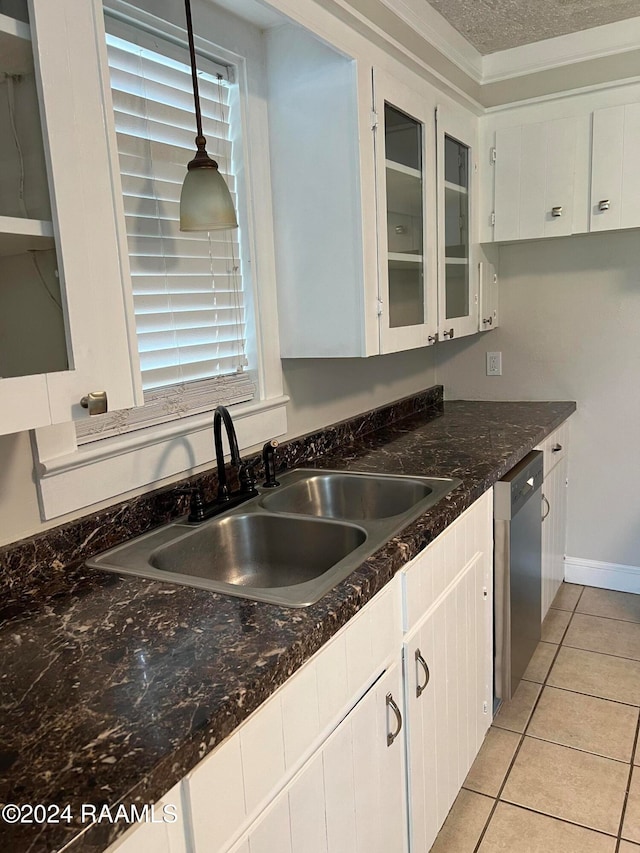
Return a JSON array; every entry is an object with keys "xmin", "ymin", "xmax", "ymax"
[
  {"xmin": 104, "ymin": 492, "xmax": 495, "ymax": 853},
  {"xmin": 185, "ymin": 580, "xmax": 403, "ymax": 853},
  {"xmin": 229, "ymin": 662, "xmax": 406, "ymax": 853},
  {"xmin": 536, "ymin": 422, "xmax": 570, "ymax": 619},
  {"xmin": 401, "ymin": 491, "xmax": 493, "ymax": 851},
  {"xmin": 541, "ymin": 453, "xmax": 569, "ymax": 619},
  {"xmin": 404, "ymin": 552, "xmax": 491, "ymax": 850}
]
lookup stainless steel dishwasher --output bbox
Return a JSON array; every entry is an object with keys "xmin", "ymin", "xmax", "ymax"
[{"xmin": 494, "ymin": 450, "xmax": 544, "ymax": 705}]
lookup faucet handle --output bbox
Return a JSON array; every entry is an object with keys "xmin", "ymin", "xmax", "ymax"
[
  {"xmin": 238, "ymin": 461, "xmax": 259, "ymax": 496},
  {"xmin": 177, "ymin": 485, "xmax": 206, "ymax": 522}
]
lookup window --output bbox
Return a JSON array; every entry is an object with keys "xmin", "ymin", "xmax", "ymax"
[
  {"xmin": 76, "ymin": 15, "xmax": 256, "ymax": 443},
  {"xmin": 32, "ymin": 4, "xmax": 286, "ymax": 521}
]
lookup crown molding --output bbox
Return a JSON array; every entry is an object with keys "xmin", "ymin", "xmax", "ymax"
[
  {"xmin": 483, "ymin": 15, "xmax": 640, "ymax": 83},
  {"xmin": 378, "ymin": 0, "xmax": 483, "ymax": 82}
]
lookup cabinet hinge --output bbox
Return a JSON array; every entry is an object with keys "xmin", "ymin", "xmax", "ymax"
[
  {"xmin": 377, "ymin": 298, "xmax": 383, "ymax": 316},
  {"xmin": 483, "ymin": 701, "xmax": 489, "ymax": 714},
  {"xmin": 371, "ymin": 109, "xmax": 378, "ymax": 131},
  {"xmin": 483, "ymin": 587, "xmax": 488, "ymax": 600},
  {"xmin": 490, "ymin": 212, "xmax": 496, "ymax": 227},
  {"xmin": 490, "ymin": 146, "xmax": 497, "ymax": 164}
]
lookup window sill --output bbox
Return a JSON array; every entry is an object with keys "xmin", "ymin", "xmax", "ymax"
[{"xmin": 33, "ymin": 396, "xmax": 289, "ymax": 519}]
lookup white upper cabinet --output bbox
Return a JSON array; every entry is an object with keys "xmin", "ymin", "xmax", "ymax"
[
  {"xmin": 374, "ymin": 69, "xmax": 438, "ymax": 354},
  {"xmin": 484, "ymin": 85, "xmax": 640, "ymax": 245},
  {"xmin": 266, "ymin": 24, "xmax": 481, "ymax": 358},
  {"xmin": 0, "ymin": 0, "xmax": 141, "ymax": 436},
  {"xmin": 436, "ymin": 104, "xmax": 478, "ymax": 341},
  {"xmin": 590, "ymin": 103, "xmax": 640, "ymax": 232},
  {"xmin": 492, "ymin": 117, "xmax": 578, "ymax": 242}
]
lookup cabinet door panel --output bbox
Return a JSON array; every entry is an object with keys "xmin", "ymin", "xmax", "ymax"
[
  {"xmin": 591, "ymin": 106, "xmax": 625, "ymax": 232},
  {"xmin": 288, "ymin": 755, "xmax": 328, "ymax": 853},
  {"xmin": 248, "ymin": 796, "xmax": 292, "ymax": 853},
  {"xmin": 519, "ymin": 122, "xmax": 546, "ymax": 240},
  {"xmin": 437, "ymin": 104, "xmax": 479, "ymax": 340},
  {"xmin": 478, "ymin": 259, "xmax": 498, "ymax": 332},
  {"xmin": 541, "ymin": 454, "xmax": 569, "ymax": 619},
  {"xmin": 232, "ymin": 664, "xmax": 406, "ymax": 853},
  {"xmin": 405, "ymin": 551, "xmax": 491, "ymax": 851},
  {"xmin": 30, "ymin": 0, "xmax": 141, "ymax": 423},
  {"xmin": 493, "ymin": 119, "xmax": 577, "ymax": 244},
  {"xmin": 621, "ymin": 104, "xmax": 640, "ymax": 228},
  {"xmin": 374, "ymin": 68, "xmax": 438, "ymax": 354},
  {"xmin": 494, "ymin": 126, "xmax": 522, "ymax": 242},
  {"xmin": 544, "ymin": 118, "xmax": 576, "ymax": 238},
  {"xmin": 323, "ymin": 707, "xmax": 358, "ymax": 851}
]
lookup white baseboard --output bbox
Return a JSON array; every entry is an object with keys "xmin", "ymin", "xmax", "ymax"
[{"xmin": 565, "ymin": 556, "xmax": 640, "ymax": 594}]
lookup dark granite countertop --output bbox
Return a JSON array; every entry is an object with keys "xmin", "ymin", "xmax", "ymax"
[{"xmin": 0, "ymin": 394, "xmax": 575, "ymax": 852}]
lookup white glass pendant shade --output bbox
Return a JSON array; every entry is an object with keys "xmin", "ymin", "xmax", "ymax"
[
  {"xmin": 180, "ymin": 163, "xmax": 238, "ymax": 232},
  {"xmin": 181, "ymin": 0, "xmax": 238, "ymax": 232}
]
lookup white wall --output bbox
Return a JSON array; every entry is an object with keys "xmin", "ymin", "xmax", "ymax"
[
  {"xmin": 0, "ymin": 350, "xmax": 436, "ymax": 547},
  {"xmin": 435, "ymin": 229, "xmax": 640, "ymax": 569}
]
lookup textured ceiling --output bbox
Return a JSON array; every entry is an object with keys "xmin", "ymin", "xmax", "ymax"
[{"xmin": 427, "ymin": 0, "xmax": 640, "ymax": 53}]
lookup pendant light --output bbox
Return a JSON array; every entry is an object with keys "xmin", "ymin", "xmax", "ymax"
[{"xmin": 180, "ymin": 0, "xmax": 238, "ymax": 232}]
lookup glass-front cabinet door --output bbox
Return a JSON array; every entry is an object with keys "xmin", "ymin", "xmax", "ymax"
[
  {"xmin": 436, "ymin": 104, "xmax": 478, "ymax": 341},
  {"xmin": 0, "ymin": 0, "xmax": 140, "ymax": 435},
  {"xmin": 374, "ymin": 69, "xmax": 437, "ymax": 354}
]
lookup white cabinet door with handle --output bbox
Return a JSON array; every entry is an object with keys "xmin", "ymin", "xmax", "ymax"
[
  {"xmin": 228, "ymin": 662, "xmax": 407, "ymax": 853},
  {"xmin": 590, "ymin": 103, "xmax": 640, "ymax": 232},
  {"xmin": 403, "ymin": 551, "xmax": 492, "ymax": 852},
  {"xmin": 0, "ymin": 0, "xmax": 142, "ymax": 436},
  {"xmin": 493, "ymin": 117, "xmax": 577, "ymax": 243}
]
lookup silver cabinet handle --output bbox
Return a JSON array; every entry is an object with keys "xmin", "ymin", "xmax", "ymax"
[
  {"xmin": 552, "ymin": 443, "xmax": 563, "ymax": 453},
  {"xmin": 386, "ymin": 692, "xmax": 403, "ymax": 746},
  {"xmin": 442, "ymin": 328, "xmax": 455, "ymax": 339},
  {"xmin": 428, "ymin": 334, "xmax": 438, "ymax": 344},
  {"xmin": 542, "ymin": 494, "xmax": 550, "ymax": 522},
  {"xmin": 598, "ymin": 199, "xmax": 610, "ymax": 211},
  {"xmin": 551, "ymin": 206, "xmax": 563, "ymax": 217},
  {"xmin": 80, "ymin": 391, "xmax": 108, "ymax": 415},
  {"xmin": 415, "ymin": 649, "xmax": 430, "ymax": 698},
  {"xmin": 482, "ymin": 316, "xmax": 493, "ymax": 326}
]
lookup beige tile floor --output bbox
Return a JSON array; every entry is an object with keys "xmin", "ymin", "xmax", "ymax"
[{"xmin": 430, "ymin": 583, "xmax": 640, "ymax": 853}]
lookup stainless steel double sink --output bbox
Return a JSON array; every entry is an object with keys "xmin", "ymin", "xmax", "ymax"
[{"xmin": 87, "ymin": 469, "xmax": 461, "ymax": 607}]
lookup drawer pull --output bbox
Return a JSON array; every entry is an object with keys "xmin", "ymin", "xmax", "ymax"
[
  {"xmin": 415, "ymin": 649, "xmax": 430, "ymax": 698},
  {"xmin": 598, "ymin": 199, "xmax": 610, "ymax": 212},
  {"xmin": 386, "ymin": 692, "xmax": 403, "ymax": 746},
  {"xmin": 551, "ymin": 206, "xmax": 563, "ymax": 217},
  {"xmin": 552, "ymin": 444, "xmax": 563, "ymax": 453}
]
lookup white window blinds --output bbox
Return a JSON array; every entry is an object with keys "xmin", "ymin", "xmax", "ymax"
[{"xmin": 76, "ymin": 18, "xmax": 255, "ymax": 444}]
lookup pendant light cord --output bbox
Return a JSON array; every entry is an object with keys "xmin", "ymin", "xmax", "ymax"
[{"xmin": 184, "ymin": 0, "xmax": 204, "ymax": 141}]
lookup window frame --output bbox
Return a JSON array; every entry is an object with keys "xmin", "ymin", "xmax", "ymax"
[{"xmin": 32, "ymin": 0, "xmax": 286, "ymax": 520}]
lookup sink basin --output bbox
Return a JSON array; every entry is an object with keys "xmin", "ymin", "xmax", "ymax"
[
  {"xmin": 150, "ymin": 513, "xmax": 367, "ymax": 589},
  {"xmin": 87, "ymin": 469, "xmax": 461, "ymax": 607},
  {"xmin": 261, "ymin": 472, "xmax": 434, "ymax": 520}
]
